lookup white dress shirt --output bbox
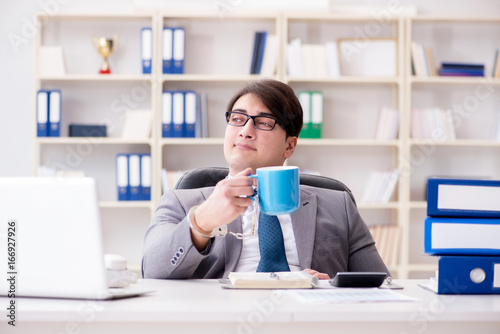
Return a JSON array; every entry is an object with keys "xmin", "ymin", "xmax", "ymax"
[{"xmin": 234, "ymin": 200, "xmax": 301, "ymax": 272}]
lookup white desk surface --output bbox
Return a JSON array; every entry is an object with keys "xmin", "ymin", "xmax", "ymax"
[{"xmin": 2, "ymin": 279, "xmax": 500, "ymax": 334}]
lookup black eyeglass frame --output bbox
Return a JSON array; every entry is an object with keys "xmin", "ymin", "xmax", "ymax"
[{"xmin": 225, "ymin": 111, "xmax": 284, "ymax": 132}]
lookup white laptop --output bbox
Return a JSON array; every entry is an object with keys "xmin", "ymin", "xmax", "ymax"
[{"xmin": 0, "ymin": 177, "xmax": 152, "ymax": 300}]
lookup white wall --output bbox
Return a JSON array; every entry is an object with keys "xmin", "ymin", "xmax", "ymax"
[{"xmin": 1, "ymin": 0, "xmax": 500, "ymax": 176}]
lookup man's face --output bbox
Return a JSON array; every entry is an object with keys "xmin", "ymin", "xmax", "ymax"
[{"xmin": 224, "ymin": 93, "xmax": 297, "ymax": 175}]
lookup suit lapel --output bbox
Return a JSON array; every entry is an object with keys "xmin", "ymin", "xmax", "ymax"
[{"xmin": 291, "ymin": 189, "xmax": 317, "ymax": 270}]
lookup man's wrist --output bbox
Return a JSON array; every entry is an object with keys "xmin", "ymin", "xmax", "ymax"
[
  {"xmin": 188, "ymin": 206, "xmax": 227, "ymax": 238},
  {"xmin": 188, "ymin": 206, "xmax": 213, "ymax": 238}
]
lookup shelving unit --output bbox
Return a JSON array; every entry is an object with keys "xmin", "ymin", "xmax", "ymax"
[
  {"xmin": 32, "ymin": 10, "xmax": 500, "ymax": 277},
  {"xmin": 33, "ymin": 13, "xmax": 158, "ymax": 270},
  {"xmin": 405, "ymin": 16, "xmax": 500, "ymax": 278},
  {"xmin": 282, "ymin": 13, "xmax": 405, "ymax": 277}
]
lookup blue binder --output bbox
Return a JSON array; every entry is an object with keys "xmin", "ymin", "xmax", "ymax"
[
  {"xmin": 128, "ymin": 154, "xmax": 141, "ymax": 201},
  {"xmin": 172, "ymin": 27, "xmax": 185, "ymax": 74},
  {"xmin": 424, "ymin": 216, "xmax": 500, "ymax": 255},
  {"xmin": 141, "ymin": 27, "xmax": 153, "ymax": 74},
  {"xmin": 250, "ymin": 32, "xmax": 262, "ymax": 74},
  {"xmin": 256, "ymin": 31, "xmax": 267, "ymax": 74},
  {"xmin": 48, "ymin": 90, "xmax": 61, "ymax": 137},
  {"xmin": 116, "ymin": 154, "xmax": 129, "ymax": 201},
  {"xmin": 36, "ymin": 90, "xmax": 49, "ymax": 137},
  {"xmin": 162, "ymin": 27, "xmax": 173, "ymax": 74},
  {"xmin": 427, "ymin": 178, "xmax": 500, "ymax": 218},
  {"xmin": 139, "ymin": 154, "xmax": 151, "ymax": 201},
  {"xmin": 436, "ymin": 256, "xmax": 500, "ymax": 294},
  {"xmin": 184, "ymin": 91, "xmax": 197, "ymax": 138},
  {"xmin": 172, "ymin": 91, "xmax": 184, "ymax": 137},
  {"xmin": 162, "ymin": 91, "xmax": 174, "ymax": 137}
]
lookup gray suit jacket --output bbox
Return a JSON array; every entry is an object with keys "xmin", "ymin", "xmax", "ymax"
[{"xmin": 142, "ymin": 185, "xmax": 389, "ymax": 279}]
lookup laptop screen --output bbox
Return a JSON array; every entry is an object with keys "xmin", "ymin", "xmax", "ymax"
[{"xmin": 0, "ymin": 177, "xmax": 109, "ymax": 299}]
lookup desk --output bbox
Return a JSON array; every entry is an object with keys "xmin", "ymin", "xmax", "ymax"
[{"xmin": 2, "ymin": 279, "xmax": 500, "ymax": 334}]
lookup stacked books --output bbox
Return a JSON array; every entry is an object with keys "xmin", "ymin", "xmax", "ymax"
[
  {"xmin": 410, "ymin": 107, "xmax": 456, "ymax": 141},
  {"xmin": 222, "ymin": 272, "xmax": 317, "ymax": 289},
  {"xmin": 368, "ymin": 224, "xmax": 401, "ymax": 267},
  {"xmin": 287, "ymin": 38, "xmax": 340, "ymax": 78},
  {"xmin": 162, "ymin": 91, "xmax": 208, "ymax": 138},
  {"xmin": 361, "ymin": 168, "xmax": 399, "ymax": 203},
  {"xmin": 423, "ymin": 178, "xmax": 500, "ymax": 294},
  {"xmin": 297, "ymin": 91, "xmax": 323, "ymax": 139},
  {"xmin": 493, "ymin": 49, "xmax": 500, "ymax": 78},
  {"xmin": 410, "ymin": 41, "xmax": 435, "ymax": 77},
  {"xmin": 374, "ymin": 107, "xmax": 399, "ymax": 140},
  {"xmin": 439, "ymin": 62, "xmax": 485, "ymax": 77},
  {"xmin": 249, "ymin": 31, "xmax": 278, "ymax": 76}
]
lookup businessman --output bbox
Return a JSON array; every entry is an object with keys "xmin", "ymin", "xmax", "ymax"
[{"xmin": 142, "ymin": 79, "xmax": 389, "ymax": 279}]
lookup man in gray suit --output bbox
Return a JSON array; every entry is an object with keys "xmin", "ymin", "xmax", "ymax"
[{"xmin": 142, "ymin": 79, "xmax": 389, "ymax": 279}]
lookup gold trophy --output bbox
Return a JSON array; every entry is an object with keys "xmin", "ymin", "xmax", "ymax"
[{"xmin": 92, "ymin": 35, "xmax": 117, "ymax": 74}]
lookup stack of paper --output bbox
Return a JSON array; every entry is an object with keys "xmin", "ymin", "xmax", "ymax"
[{"xmin": 224, "ymin": 271, "xmax": 317, "ymax": 289}]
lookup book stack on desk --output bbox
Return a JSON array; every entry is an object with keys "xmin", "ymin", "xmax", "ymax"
[{"xmin": 424, "ymin": 178, "xmax": 500, "ymax": 294}]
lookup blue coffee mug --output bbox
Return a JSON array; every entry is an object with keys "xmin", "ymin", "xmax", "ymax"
[{"xmin": 250, "ymin": 166, "xmax": 300, "ymax": 215}]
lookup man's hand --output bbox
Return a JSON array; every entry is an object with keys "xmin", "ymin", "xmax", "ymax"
[
  {"xmin": 190, "ymin": 168, "xmax": 254, "ymax": 250},
  {"xmin": 303, "ymin": 268, "xmax": 330, "ymax": 280}
]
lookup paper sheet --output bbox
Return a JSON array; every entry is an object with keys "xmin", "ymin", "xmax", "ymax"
[{"xmin": 286, "ymin": 288, "xmax": 419, "ymax": 304}]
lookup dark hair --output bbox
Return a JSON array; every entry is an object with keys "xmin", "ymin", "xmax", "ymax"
[{"xmin": 226, "ymin": 79, "xmax": 303, "ymax": 138}]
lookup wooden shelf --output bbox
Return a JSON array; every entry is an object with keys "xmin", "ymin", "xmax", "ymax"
[
  {"xmin": 409, "ymin": 201, "xmax": 427, "ymax": 209},
  {"xmin": 99, "ymin": 201, "xmax": 154, "ymax": 209},
  {"xmin": 162, "ymin": 74, "xmax": 275, "ymax": 82},
  {"xmin": 286, "ymin": 76, "xmax": 401, "ymax": 84},
  {"xmin": 36, "ymin": 138, "xmax": 153, "ymax": 145},
  {"xmin": 38, "ymin": 74, "xmax": 152, "ymax": 82},
  {"xmin": 409, "ymin": 139, "xmax": 500, "ymax": 147},
  {"xmin": 358, "ymin": 202, "xmax": 400, "ymax": 209},
  {"xmin": 160, "ymin": 138, "xmax": 224, "ymax": 146},
  {"xmin": 410, "ymin": 76, "xmax": 500, "ymax": 85},
  {"xmin": 298, "ymin": 139, "xmax": 400, "ymax": 147}
]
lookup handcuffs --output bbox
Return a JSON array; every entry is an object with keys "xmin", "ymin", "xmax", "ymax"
[{"xmin": 187, "ymin": 204, "xmax": 257, "ymax": 239}]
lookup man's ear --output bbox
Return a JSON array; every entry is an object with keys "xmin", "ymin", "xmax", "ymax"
[{"xmin": 283, "ymin": 136, "xmax": 297, "ymax": 159}]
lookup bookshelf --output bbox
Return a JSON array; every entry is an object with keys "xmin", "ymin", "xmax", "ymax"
[
  {"xmin": 405, "ymin": 16, "xmax": 500, "ymax": 278},
  {"xmin": 282, "ymin": 13, "xmax": 405, "ymax": 277},
  {"xmin": 32, "ymin": 10, "xmax": 500, "ymax": 278},
  {"xmin": 33, "ymin": 13, "xmax": 158, "ymax": 270}
]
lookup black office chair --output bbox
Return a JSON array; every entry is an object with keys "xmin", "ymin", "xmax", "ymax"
[{"xmin": 174, "ymin": 167, "xmax": 356, "ymax": 205}]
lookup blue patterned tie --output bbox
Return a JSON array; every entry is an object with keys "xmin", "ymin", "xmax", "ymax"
[{"xmin": 257, "ymin": 212, "xmax": 290, "ymax": 272}]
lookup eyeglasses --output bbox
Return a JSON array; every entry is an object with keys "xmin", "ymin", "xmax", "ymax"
[{"xmin": 225, "ymin": 111, "xmax": 282, "ymax": 131}]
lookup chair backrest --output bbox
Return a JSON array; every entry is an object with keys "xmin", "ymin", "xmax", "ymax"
[{"xmin": 174, "ymin": 167, "xmax": 356, "ymax": 205}]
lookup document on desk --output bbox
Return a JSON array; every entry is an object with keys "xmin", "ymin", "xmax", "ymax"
[{"xmin": 285, "ymin": 288, "xmax": 419, "ymax": 304}]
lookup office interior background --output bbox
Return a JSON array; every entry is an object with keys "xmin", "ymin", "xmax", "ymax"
[{"xmin": 1, "ymin": 0, "xmax": 500, "ymax": 276}]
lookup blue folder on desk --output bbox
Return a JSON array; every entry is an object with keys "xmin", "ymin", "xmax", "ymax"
[
  {"xmin": 427, "ymin": 178, "xmax": 500, "ymax": 218},
  {"xmin": 436, "ymin": 256, "xmax": 500, "ymax": 294}
]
